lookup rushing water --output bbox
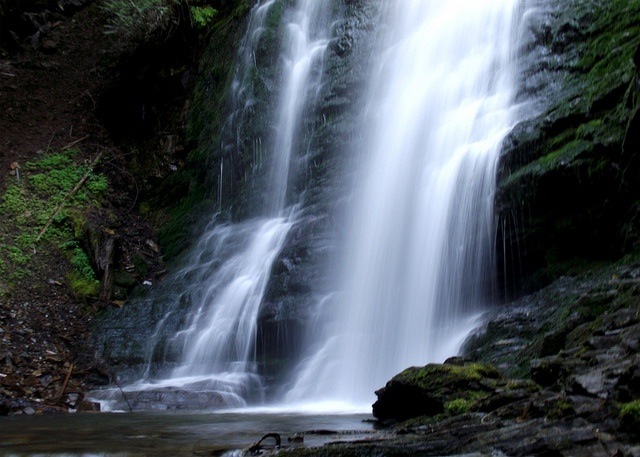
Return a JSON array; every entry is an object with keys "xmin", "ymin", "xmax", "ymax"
[
  {"xmin": 287, "ymin": 0, "xmax": 522, "ymax": 406},
  {"xmin": 92, "ymin": 0, "xmax": 526, "ymax": 412},
  {"xmin": 91, "ymin": 0, "xmax": 334, "ymax": 410}
]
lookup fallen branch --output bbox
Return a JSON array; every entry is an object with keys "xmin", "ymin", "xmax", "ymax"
[
  {"xmin": 35, "ymin": 151, "xmax": 103, "ymax": 244},
  {"xmin": 247, "ymin": 433, "xmax": 282, "ymax": 455},
  {"xmin": 56, "ymin": 363, "xmax": 74, "ymax": 402},
  {"xmin": 62, "ymin": 134, "xmax": 90, "ymax": 151}
]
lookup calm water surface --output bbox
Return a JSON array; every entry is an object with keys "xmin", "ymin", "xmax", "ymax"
[{"xmin": 0, "ymin": 411, "xmax": 374, "ymax": 456}]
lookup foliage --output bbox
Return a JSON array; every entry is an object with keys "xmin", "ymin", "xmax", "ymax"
[
  {"xmin": 619, "ymin": 400, "xmax": 640, "ymax": 433},
  {"xmin": 67, "ymin": 272, "xmax": 101, "ymax": 298},
  {"xmin": 190, "ymin": 5, "xmax": 217, "ymax": 28},
  {"xmin": 102, "ymin": 0, "xmax": 180, "ymax": 40},
  {"xmin": 444, "ymin": 398, "xmax": 473, "ymax": 416},
  {"xmin": 102, "ymin": 0, "xmax": 225, "ymax": 40},
  {"xmin": 0, "ymin": 148, "xmax": 108, "ymax": 297}
]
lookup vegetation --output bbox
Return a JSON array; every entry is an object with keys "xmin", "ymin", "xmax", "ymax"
[
  {"xmin": 619, "ymin": 400, "xmax": 640, "ymax": 434},
  {"xmin": 102, "ymin": 0, "xmax": 180, "ymax": 40},
  {"xmin": 102, "ymin": 0, "xmax": 224, "ymax": 40},
  {"xmin": 444, "ymin": 397, "xmax": 473, "ymax": 416},
  {"xmin": 190, "ymin": 5, "xmax": 217, "ymax": 28},
  {"xmin": 0, "ymin": 148, "xmax": 108, "ymax": 298}
]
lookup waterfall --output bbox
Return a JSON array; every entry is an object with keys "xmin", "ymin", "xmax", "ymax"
[
  {"xmin": 93, "ymin": 0, "xmax": 527, "ymax": 412},
  {"xmin": 287, "ymin": 0, "xmax": 522, "ymax": 407},
  {"xmin": 164, "ymin": 0, "xmax": 332, "ymax": 384},
  {"xmin": 91, "ymin": 0, "xmax": 334, "ymax": 410}
]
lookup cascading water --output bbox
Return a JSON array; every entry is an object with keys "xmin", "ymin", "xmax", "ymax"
[
  {"xmin": 287, "ymin": 0, "xmax": 523, "ymax": 407},
  {"xmin": 163, "ymin": 0, "xmax": 332, "ymax": 384},
  {"xmin": 92, "ymin": 0, "xmax": 334, "ymax": 410},
  {"xmin": 94, "ymin": 0, "xmax": 527, "ymax": 412}
]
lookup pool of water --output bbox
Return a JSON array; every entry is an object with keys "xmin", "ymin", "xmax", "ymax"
[{"xmin": 0, "ymin": 410, "xmax": 375, "ymax": 456}]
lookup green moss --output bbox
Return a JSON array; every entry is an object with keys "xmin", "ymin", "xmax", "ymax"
[
  {"xmin": 5, "ymin": 246, "xmax": 30, "ymax": 264},
  {"xmin": 619, "ymin": 400, "xmax": 640, "ymax": 433},
  {"xmin": 546, "ymin": 399, "xmax": 574, "ymax": 420},
  {"xmin": 0, "ymin": 185, "xmax": 29, "ymax": 216},
  {"xmin": 505, "ymin": 139, "xmax": 592, "ymax": 186},
  {"xmin": 394, "ymin": 363, "xmax": 502, "ymax": 402},
  {"xmin": 67, "ymin": 272, "xmax": 101, "ymax": 298},
  {"xmin": 576, "ymin": 119, "xmax": 604, "ymax": 140},
  {"xmin": 25, "ymin": 152, "xmax": 74, "ymax": 170},
  {"xmin": 0, "ymin": 148, "xmax": 107, "ymax": 296},
  {"xmin": 444, "ymin": 398, "xmax": 473, "ymax": 416}
]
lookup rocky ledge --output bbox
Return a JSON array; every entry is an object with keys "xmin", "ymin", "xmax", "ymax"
[{"xmin": 283, "ymin": 264, "xmax": 640, "ymax": 456}]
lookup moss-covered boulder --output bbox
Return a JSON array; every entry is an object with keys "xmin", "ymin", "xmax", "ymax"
[{"xmin": 372, "ymin": 358, "xmax": 505, "ymax": 422}]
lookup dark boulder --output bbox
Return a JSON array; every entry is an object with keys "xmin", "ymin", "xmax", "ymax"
[{"xmin": 372, "ymin": 359, "xmax": 504, "ymax": 422}]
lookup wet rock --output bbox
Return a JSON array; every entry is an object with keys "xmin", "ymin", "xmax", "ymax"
[
  {"xmin": 496, "ymin": 0, "xmax": 640, "ymax": 297},
  {"xmin": 77, "ymin": 398, "xmax": 100, "ymax": 412},
  {"xmin": 530, "ymin": 356, "xmax": 566, "ymax": 387},
  {"xmin": 372, "ymin": 361, "xmax": 503, "ymax": 422}
]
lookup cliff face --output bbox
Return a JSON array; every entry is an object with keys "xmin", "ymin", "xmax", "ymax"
[{"xmin": 497, "ymin": 0, "xmax": 640, "ymax": 298}]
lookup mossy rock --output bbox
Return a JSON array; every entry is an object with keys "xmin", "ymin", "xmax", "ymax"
[
  {"xmin": 495, "ymin": 0, "xmax": 640, "ymax": 298},
  {"xmin": 372, "ymin": 359, "xmax": 504, "ymax": 422},
  {"xmin": 619, "ymin": 400, "xmax": 640, "ymax": 437}
]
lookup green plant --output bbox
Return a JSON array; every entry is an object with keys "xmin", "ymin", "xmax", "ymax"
[
  {"xmin": 25, "ymin": 152, "xmax": 73, "ymax": 170},
  {"xmin": 6, "ymin": 245, "xmax": 30, "ymax": 264},
  {"xmin": 102, "ymin": 0, "xmax": 179, "ymax": 39},
  {"xmin": 70, "ymin": 246, "xmax": 96, "ymax": 282},
  {"xmin": 0, "ymin": 185, "xmax": 28, "ymax": 216},
  {"xmin": 619, "ymin": 400, "xmax": 640, "ymax": 433},
  {"xmin": 444, "ymin": 398, "xmax": 472, "ymax": 416},
  {"xmin": 190, "ymin": 5, "xmax": 217, "ymax": 28},
  {"xmin": 0, "ymin": 147, "xmax": 108, "ymax": 297}
]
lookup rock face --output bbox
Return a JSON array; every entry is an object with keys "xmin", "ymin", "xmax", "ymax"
[{"xmin": 497, "ymin": 0, "xmax": 640, "ymax": 298}]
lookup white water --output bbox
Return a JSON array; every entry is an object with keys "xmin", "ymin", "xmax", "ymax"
[
  {"xmin": 90, "ymin": 0, "xmax": 334, "ymax": 410},
  {"xmin": 287, "ymin": 0, "xmax": 522, "ymax": 407},
  {"xmin": 160, "ymin": 0, "xmax": 332, "ymax": 399}
]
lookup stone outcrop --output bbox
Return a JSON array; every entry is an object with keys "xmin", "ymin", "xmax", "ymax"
[
  {"xmin": 288, "ymin": 267, "xmax": 640, "ymax": 455},
  {"xmin": 372, "ymin": 359, "xmax": 509, "ymax": 422},
  {"xmin": 497, "ymin": 0, "xmax": 640, "ymax": 298}
]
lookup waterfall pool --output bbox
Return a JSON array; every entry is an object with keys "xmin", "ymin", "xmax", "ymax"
[{"xmin": 0, "ymin": 410, "xmax": 374, "ymax": 456}]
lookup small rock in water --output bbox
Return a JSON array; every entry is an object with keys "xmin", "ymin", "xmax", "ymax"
[
  {"xmin": 288, "ymin": 432, "xmax": 304, "ymax": 443},
  {"xmin": 64, "ymin": 393, "xmax": 81, "ymax": 408}
]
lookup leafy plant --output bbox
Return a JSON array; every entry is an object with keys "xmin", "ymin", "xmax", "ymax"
[
  {"xmin": 444, "ymin": 398, "xmax": 472, "ymax": 415},
  {"xmin": 619, "ymin": 400, "xmax": 640, "ymax": 433},
  {"xmin": 102, "ymin": 0, "xmax": 180, "ymax": 40},
  {"xmin": 0, "ymin": 148, "xmax": 108, "ymax": 298},
  {"xmin": 190, "ymin": 5, "xmax": 217, "ymax": 28}
]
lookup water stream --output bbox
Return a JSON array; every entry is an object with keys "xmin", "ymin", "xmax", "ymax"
[
  {"xmin": 287, "ymin": 0, "xmax": 522, "ymax": 406},
  {"xmin": 91, "ymin": 0, "xmax": 334, "ymax": 411},
  {"xmin": 92, "ymin": 0, "xmax": 526, "ymax": 412}
]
